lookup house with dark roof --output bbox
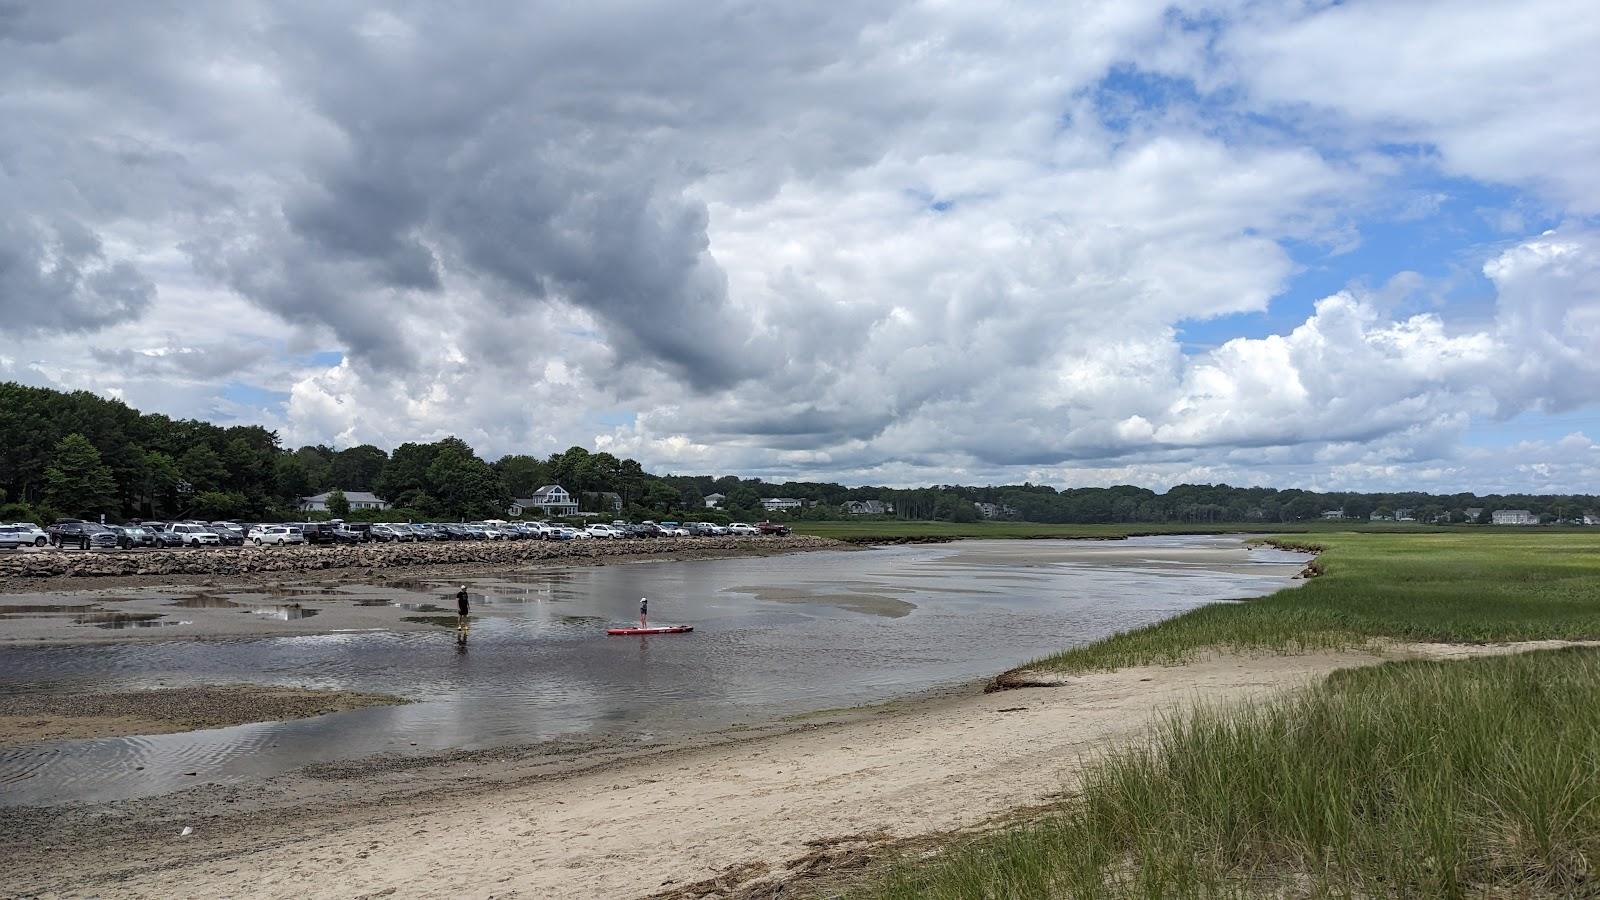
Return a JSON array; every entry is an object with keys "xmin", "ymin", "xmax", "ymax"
[{"xmin": 509, "ymin": 485, "xmax": 579, "ymax": 518}]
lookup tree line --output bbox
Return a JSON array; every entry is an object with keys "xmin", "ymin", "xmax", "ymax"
[{"xmin": 2, "ymin": 382, "xmax": 1594, "ymax": 525}]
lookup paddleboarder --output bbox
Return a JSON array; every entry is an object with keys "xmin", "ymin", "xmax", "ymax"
[{"xmin": 639, "ymin": 596, "xmax": 648, "ymax": 627}]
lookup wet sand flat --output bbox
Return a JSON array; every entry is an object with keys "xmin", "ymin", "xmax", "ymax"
[
  {"xmin": 0, "ymin": 685, "xmax": 406, "ymax": 746},
  {"xmin": 5, "ymin": 642, "xmax": 1576, "ymax": 899}
]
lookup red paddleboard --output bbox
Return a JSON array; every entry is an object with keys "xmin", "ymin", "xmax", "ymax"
[{"xmin": 607, "ymin": 625, "xmax": 694, "ymax": 635}]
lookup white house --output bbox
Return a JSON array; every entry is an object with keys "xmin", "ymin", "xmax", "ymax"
[
  {"xmin": 842, "ymin": 500, "xmax": 892, "ymax": 515},
  {"xmin": 704, "ymin": 493, "xmax": 726, "ymax": 509},
  {"xmin": 1492, "ymin": 509, "xmax": 1538, "ymax": 526},
  {"xmin": 509, "ymin": 485, "xmax": 579, "ymax": 518},
  {"xmin": 1464, "ymin": 507, "xmax": 1485, "ymax": 522},
  {"xmin": 1585, "ymin": 513, "xmax": 1600, "ymax": 526},
  {"xmin": 1321, "ymin": 509, "xmax": 1345, "ymax": 520},
  {"xmin": 974, "ymin": 501, "xmax": 1014, "ymax": 519},
  {"xmin": 300, "ymin": 490, "xmax": 390, "ymax": 513},
  {"xmin": 760, "ymin": 498, "xmax": 802, "ymax": 512}
]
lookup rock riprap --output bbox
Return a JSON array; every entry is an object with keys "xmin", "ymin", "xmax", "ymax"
[{"xmin": 0, "ymin": 535, "xmax": 837, "ymax": 579}]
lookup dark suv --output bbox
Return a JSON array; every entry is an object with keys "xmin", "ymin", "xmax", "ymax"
[
  {"xmin": 52, "ymin": 521, "xmax": 120, "ymax": 550},
  {"xmin": 299, "ymin": 522, "xmax": 351, "ymax": 545}
]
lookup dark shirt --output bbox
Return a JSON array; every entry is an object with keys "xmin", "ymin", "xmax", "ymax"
[{"xmin": 456, "ymin": 590, "xmax": 470, "ymax": 616}]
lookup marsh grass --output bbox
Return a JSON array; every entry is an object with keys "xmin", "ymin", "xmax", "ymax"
[
  {"xmin": 1037, "ymin": 532, "xmax": 1600, "ymax": 673},
  {"xmin": 864, "ymin": 648, "xmax": 1600, "ymax": 899},
  {"xmin": 792, "ymin": 520, "xmax": 1456, "ymax": 542}
]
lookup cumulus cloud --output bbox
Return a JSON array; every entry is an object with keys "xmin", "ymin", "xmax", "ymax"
[{"xmin": 1, "ymin": 0, "xmax": 1597, "ymax": 492}]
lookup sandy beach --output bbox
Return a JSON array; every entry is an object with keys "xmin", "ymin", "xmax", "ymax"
[{"xmin": 8, "ymin": 640, "xmax": 1558, "ymax": 899}]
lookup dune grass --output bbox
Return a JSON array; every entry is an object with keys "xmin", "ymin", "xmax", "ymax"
[
  {"xmin": 1036, "ymin": 531, "xmax": 1600, "ymax": 673},
  {"xmin": 865, "ymin": 647, "xmax": 1600, "ymax": 898}
]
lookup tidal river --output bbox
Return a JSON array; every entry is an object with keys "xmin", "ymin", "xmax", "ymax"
[{"xmin": 0, "ymin": 536, "xmax": 1310, "ymax": 806}]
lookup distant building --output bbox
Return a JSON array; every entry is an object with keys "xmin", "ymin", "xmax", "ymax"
[
  {"xmin": 1492, "ymin": 509, "xmax": 1538, "ymax": 526},
  {"xmin": 1464, "ymin": 507, "xmax": 1485, "ymax": 522},
  {"xmin": 704, "ymin": 493, "xmax": 726, "ymax": 509},
  {"xmin": 1321, "ymin": 509, "xmax": 1345, "ymax": 519},
  {"xmin": 760, "ymin": 498, "xmax": 803, "ymax": 512},
  {"xmin": 842, "ymin": 500, "xmax": 892, "ymax": 515},
  {"xmin": 300, "ymin": 490, "xmax": 389, "ymax": 513},
  {"xmin": 510, "ymin": 485, "xmax": 579, "ymax": 518},
  {"xmin": 1585, "ymin": 513, "xmax": 1600, "ymax": 526},
  {"xmin": 974, "ymin": 501, "xmax": 1014, "ymax": 519},
  {"xmin": 1394, "ymin": 508, "xmax": 1415, "ymax": 522}
]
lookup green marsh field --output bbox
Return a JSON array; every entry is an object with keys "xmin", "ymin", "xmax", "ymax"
[
  {"xmin": 852, "ymin": 530, "xmax": 1600, "ymax": 898},
  {"xmin": 791, "ymin": 519, "xmax": 1457, "ymax": 542}
]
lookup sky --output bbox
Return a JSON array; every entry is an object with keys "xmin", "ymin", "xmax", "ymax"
[{"xmin": 2, "ymin": 0, "xmax": 1598, "ymax": 494}]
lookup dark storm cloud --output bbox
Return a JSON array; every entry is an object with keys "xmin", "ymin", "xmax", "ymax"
[{"xmin": 0, "ymin": 218, "xmax": 154, "ymax": 334}]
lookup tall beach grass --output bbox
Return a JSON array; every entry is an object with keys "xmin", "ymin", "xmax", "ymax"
[{"xmin": 866, "ymin": 647, "xmax": 1600, "ymax": 898}]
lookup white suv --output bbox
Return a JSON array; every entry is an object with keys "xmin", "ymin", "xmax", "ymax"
[
  {"xmin": 249, "ymin": 525, "xmax": 304, "ymax": 546},
  {"xmin": 2, "ymin": 523, "xmax": 49, "ymax": 548},
  {"xmin": 164, "ymin": 524, "xmax": 221, "ymax": 547},
  {"xmin": 586, "ymin": 524, "xmax": 623, "ymax": 539},
  {"xmin": 727, "ymin": 522, "xmax": 759, "ymax": 535}
]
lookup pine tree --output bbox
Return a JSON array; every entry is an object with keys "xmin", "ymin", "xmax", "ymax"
[
  {"xmin": 326, "ymin": 488, "xmax": 350, "ymax": 518},
  {"xmin": 43, "ymin": 433, "xmax": 120, "ymax": 518}
]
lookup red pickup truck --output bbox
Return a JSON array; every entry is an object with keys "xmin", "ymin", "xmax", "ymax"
[{"xmin": 756, "ymin": 521, "xmax": 791, "ymax": 535}]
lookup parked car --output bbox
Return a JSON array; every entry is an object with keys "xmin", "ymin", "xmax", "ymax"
[
  {"xmin": 0, "ymin": 524, "xmax": 47, "ymax": 549},
  {"xmin": 211, "ymin": 522, "xmax": 247, "ymax": 542},
  {"xmin": 50, "ymin": 520, "xmax": 102, "ymax": 549},
  {"xmin": 163, "ymin": 523, "xmax": 222, "ymax": 547},
  {"xmin": 206, "ymin": 524, "xmax": 245, "ymax": 546},
  {"xmin": 727, "ymin": 522, "xmax": 759, "ymax": 536},
  {"xmin": 369, "ymin": 524, "xmax": 410, "ymax": 542},
  {"xmin": 297, "ymin": 522, "xmax": 346, "ymax": 545},
  {"xmin": 249, "ymin": 525, "xmax": 304, "ymax": 546},
  {"xmin": 341, "ymin": 522, "xmax": 374, "ymax": 543},
  {"xmin": 1, "ymin": 523, "xmax": 49, "ymax": 547},
  {"xmin": 111, "ymin": 525, "xmax": 156, "ymax": 548},
  {"xmin": 756, "ymin": 521, "xmax": 791, "ymax": 536},
  {"xmin": 586, "ymin": 524, "xmax": 624, "ymax": 539}
]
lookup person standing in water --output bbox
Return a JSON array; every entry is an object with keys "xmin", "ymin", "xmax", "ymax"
[
  {"xmin": 639, "ymin": 596, "xmax": 648, "ymax": 627},
  {"xmin": 456, "ymin": 585, "xmax": 470, "ymax": 636}
]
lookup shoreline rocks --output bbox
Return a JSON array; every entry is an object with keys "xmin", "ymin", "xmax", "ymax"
[{"xmin": 0, "ymin": 535, "xmax": 839, "ymax": 580}]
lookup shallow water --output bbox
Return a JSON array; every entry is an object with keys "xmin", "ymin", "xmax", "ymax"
[{"xmin": 0, "ymin": 536, "xmax": 1309, "ymax": 806}]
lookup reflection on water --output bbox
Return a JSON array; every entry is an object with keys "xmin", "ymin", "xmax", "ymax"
[
  {"xmin": 248, "ymin": 606, "xmax": 321, "ymax": 621},
  {"xmin": 71, "ymin": 613, "xmax": 175, "ymax": 630},
  {"xmin": 170, "ymin": 596, "xmax": 241, "ymax": 609},
  {"xmin": 0, "ymin": 536, "xmax": 1310, "ymax": 806}
]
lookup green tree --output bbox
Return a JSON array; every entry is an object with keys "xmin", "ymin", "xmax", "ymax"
[
  {"xmin": 375, "ymin": 442, "xmax": 439, "ymax": 505},
  {"xmin": 326, "ymin": 488, "xmax": 350, "ymax": 518},
  {"xmin": 274, "ymin": 454, "xmax": 314, "ymax": 505},
  {"xmin": 494, "ymin": 454, "xmax": 550, "ymax": 498},
  {"xmin": 424, "ymin": 438, "xmax": 509, "ymax": 518},
  {"xmin": 179, "ymin": 444, "xmax": 227, "ymax": 493},
  {"xmin": 190, "ymin": 491, "xmax": 247, "ymax": 520},
  {"xmin": 43, "ymin": 433, "xmax": 120, "ymax": 518},
  {"xmin": 137, "ymin": 450, "xmax": 183, "ymax": 518},
  {"xmin": 332, "ymin": 445, "xmax": 388, "ymax": 491},
  {"xmin": 643, "ymin": 481, "xmax": 681, "ymax": 513}
]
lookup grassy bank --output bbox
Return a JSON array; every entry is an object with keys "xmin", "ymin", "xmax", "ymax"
[
  {"xmin": 1037, "ymin": 531, "xmax": 1600, "ymax": 673},
  {"xmin": 791, "ymin": 520, "xmax": 1460, "ymax": 542},
  {"xmin": 866, "ymin": 647, "xmax": 1600, "ymax": 898}
]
